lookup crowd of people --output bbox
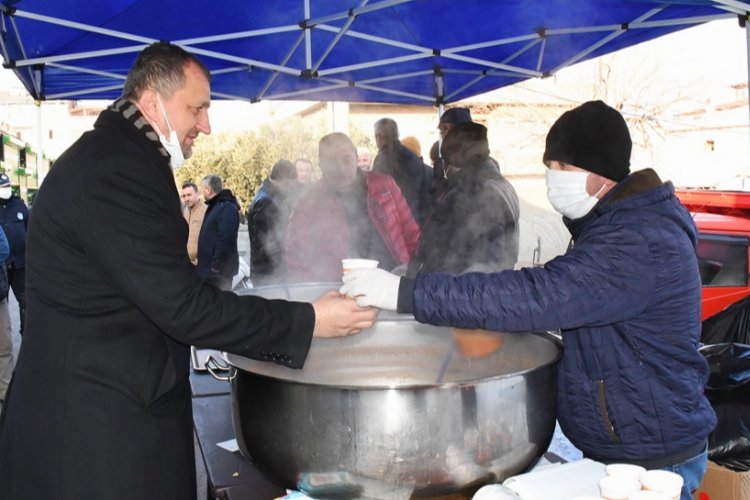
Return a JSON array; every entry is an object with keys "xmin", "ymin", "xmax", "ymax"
[{"xmin": 0, "ymin": 41, "xmax": 716, "ymax": 500}]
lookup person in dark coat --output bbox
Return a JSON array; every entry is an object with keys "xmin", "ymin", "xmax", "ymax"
[
  {"xmin": 0, "ymin": 173, "xmax": 29, "ymax": 335},
  {"xmin": 342, "ymin": 101, "xmax": 716, "ymax": 500},
  {"xmin": 432, "ymin": 107, "xmax": 473, "ymax": 184},
  {"xmin": 248, "ymin": 159, "xmax": 299, "ymax": 286},
  {"xmin": 407, "ymin": 122, "xmax": 519, "ymax": 276},
  {"xmin": 197, "ymin": 174, "xmax": 240, "ymax": 290},
  {"xmin": 372, "ymin": 117, "xmax": 433, "ymax": 225},
  {"xmin": 0, "ymin": 42, "xmax": 376, "ymax": 500}
]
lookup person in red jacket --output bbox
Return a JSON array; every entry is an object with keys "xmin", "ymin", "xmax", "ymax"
[{"xmin": 286, "ymin": 132, "xmax": 420, "ymax": 282}]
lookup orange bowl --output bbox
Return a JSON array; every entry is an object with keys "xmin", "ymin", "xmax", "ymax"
[{"xmin": 451, "ymin": 328, "xmax": 504, "ymax": 358}]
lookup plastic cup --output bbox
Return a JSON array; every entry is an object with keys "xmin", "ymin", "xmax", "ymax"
[
  {"xmin": 451, "ymin": 328, "xmax": 505, "ymax": 358},
  {"xmin": 341, "ymin": 258, "xmax": 379, "ymax": 274},
  {"xmin": 599, "ymin": 475, "xmax": 642, "ymax": 500},
  {"xmin": 639, "ymin": 470, "xmax": 683, "ymax": 500},
  {"xmin": 606, "ymin": 463, "xmax": 647, "ymax": 483},
  {"xmin": 628, "ymin": 491, "xmax": 670, "ymax": 500}
]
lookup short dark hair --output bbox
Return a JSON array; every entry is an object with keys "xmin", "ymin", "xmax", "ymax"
[
  {"xmin": 270, "ymin": 160, "xmax": 298, "ymax": 180},
  {"xmin": 122, "ymin": 42, "xmax": 211, "ymax": 101},
  {"xmin": 181, "ymin": 182, "xmax": 198, "ymax": 192},
  {"xmin": 202, "ymin": 174, "xmax": 222, "ymax": 193}
]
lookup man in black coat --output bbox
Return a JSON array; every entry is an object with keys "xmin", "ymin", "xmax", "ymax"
[
  {"xmin": 0, "ymin": 173, "xmax": 29, "ymax": 335},
  {"xmin": 197, "ymin": 174, "xmax": 240, "ymax": 290},
  {"xmin": 0, "ymin": 42, "xmax": 376, "ymax": 500}
]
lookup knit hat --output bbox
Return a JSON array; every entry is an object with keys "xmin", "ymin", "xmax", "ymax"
[
  {"xmin": 441, "ymin": 121, "xmax": 490, "ymax": 168},
  {"xmin": 439, "ymin": 107, "xmax": 473, "ymax": 125},
  {"xmin": 401, "ymin": 136, "xmax": 422, "ymax": 158},
  {"xmin": 543, "ymin": 100, "xmax": 631, "ymax": 181}
]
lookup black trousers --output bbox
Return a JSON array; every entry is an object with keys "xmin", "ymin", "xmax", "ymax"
[{"xmin": 6, "ymin": 264, "xmax": 25, "ymax": 335}]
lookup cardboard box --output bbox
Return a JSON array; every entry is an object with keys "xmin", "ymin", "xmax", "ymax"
[{"xmin": 692, "ymin": 460, "xmax": 750, "ymax": 500}]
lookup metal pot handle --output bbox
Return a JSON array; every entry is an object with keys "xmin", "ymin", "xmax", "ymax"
[{"xmin": 205, "ymin": 355, "xmax": 236, "ymax": 382}]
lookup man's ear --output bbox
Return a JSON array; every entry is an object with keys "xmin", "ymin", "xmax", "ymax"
[{"xmin": 138, "ymin": 89, "xmax": 160, "ymax": 125}]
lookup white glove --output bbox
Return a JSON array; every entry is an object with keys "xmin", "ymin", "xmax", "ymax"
[{"xmin": 339, "ymin": 268, "xmax": 401, "ymax": 310}]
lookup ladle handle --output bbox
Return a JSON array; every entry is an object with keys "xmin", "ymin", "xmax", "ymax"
[{"xmin": 206, "ymin": 355, "xmax": 236, "ymax": 382}]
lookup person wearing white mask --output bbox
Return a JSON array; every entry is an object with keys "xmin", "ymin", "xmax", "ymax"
[
  {"xmin": 0, "ymin": 173, "xmax": 29, "ymax": 336},
  {"xmin": 0, "ymin": 42, "xmax": 376, "ymax": 500},
  {"xmin": 341, "ymin": 100, "xmax": 715, "ymax": 500}
]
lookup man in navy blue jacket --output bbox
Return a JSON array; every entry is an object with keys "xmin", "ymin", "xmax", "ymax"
[
  {"xmin": 197, "ymin": 174, "xmax": 240, "ymax": 290},
  {"xmin": 342, "ymin": 101, "xmax": 716, "ymax": 500}
]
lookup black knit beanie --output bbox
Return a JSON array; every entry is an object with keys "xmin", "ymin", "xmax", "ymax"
[
  {"xmin": 439, "ymin": 107, "xmax": 473, "ymax": 125},
  {"xmin": 543, "ymin": 100, "xmax": 631, "ymax": 181},
  {"xmin": 441, "ymin": 121, "xmax": 490, "ymax": 168}
]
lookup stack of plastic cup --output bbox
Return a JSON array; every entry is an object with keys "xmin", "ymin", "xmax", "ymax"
[
  {"xmin": 639, "ymin": 470, "xmax": 683, "ymax": 500},
  {"xmin": 599, "ymin": 475, "xmax": 642, "ymax": 500}
]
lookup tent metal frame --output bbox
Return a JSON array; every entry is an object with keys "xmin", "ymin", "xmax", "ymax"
[{"xmin": 0, "ymin": 0, "xmax": 748, "ymax": 104}]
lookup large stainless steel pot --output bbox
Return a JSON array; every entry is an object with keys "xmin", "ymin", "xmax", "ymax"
[{"xmin": 225, "ymin": 283, "xmax": 561, "ymax": 499}]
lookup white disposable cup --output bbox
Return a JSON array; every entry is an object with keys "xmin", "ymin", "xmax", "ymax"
[
  {"xmin": 628, "ymin": 491, "xmax": 670, "ymax": 500},
  {"xmin": 639, "ymin": 470, "xmax": 683, "ymax": 500},
  {"xmin": 606, "ymin": 463, "xmax": 647, "ymax": 483},
  {"xmin": 341, "ymin": 258, "xmax": 379, "ymax": 274},
  {"xmin": 599, "ymin": 475, "xmax": 642, "ymax": 500}
]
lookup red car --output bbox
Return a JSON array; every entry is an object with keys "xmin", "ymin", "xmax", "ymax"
[{"xmin": 675, "ymin": 189, "xmax": 750, "ymax": 320}]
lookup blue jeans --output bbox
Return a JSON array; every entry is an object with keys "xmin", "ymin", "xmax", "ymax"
[{"xmin": 660, "ymin": 446, "xmax": 708, "ymax": 500}]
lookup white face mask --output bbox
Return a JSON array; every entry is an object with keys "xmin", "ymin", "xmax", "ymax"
[
  {"xmin": 546, "ymin": 169, "xmax": 605, "ymax": 219},
  {"xmin": 155, "ymin": 95, "xmax": 185, "ymax": 170},
  {"xmin": 0, "ymin": 187, "xmax": 11, "ymax": 200}
]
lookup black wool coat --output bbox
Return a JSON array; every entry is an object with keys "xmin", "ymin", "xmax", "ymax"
[{"xmin": 0, "ymin": 104, "xmax": 315, "ymax": 500}]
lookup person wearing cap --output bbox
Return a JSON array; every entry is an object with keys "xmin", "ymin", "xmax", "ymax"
[
  {"xmin": 432, "ymin": 107, "xmax": 474, "ymax": 183},
  {"xmin": 400, "ymin": 135, "xmax": 423, "ymax": 160},
  {"xmin": 438, "ymin": 107, "xmax": 473, "ymax": 140},
  {"xmin": 342, "ymin": 100, "xmax": 716, "ymax": 500},
  {"xmin": 0, "ymin": 173, "xmax": 29, "ymax": 336},
  {"xmin": 406, "ymin": 121, "xmax": 519, "ymax": 275}
]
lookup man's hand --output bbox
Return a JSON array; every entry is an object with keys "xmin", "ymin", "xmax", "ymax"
[
  {"xmin": 339, "ymin": 268, "xmax": 401, "ymax": 310},
  {"xmin": 312, "ymin": 291, "xmax": 378, "ymax": 338}
]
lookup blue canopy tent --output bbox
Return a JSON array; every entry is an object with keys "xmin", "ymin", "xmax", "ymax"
[{"xmin": 1, "ymin": 0, "xmax": 749, "ymax": 106}]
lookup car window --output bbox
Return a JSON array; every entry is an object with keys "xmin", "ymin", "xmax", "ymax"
[{"xmin": 697, "ymin": 234, "xmax": 749, "ymax": 287}]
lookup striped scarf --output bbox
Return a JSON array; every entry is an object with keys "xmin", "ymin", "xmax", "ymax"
[{"xmin": 108, "ymin": 98, "xmax": 170, "ymax": 160}]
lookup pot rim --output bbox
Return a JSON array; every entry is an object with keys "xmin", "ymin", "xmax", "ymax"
[{"xmin": 223, "ymin": 330, "xmax": 561, "ymax": 390}]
